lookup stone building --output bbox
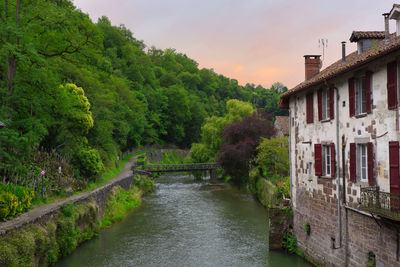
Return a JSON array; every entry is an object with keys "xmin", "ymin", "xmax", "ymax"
[
  {"xmin": 274, "ymin": 116, "xmax": 289, "ymax": 137},
  {"xmin": 280, "ymin": 5, "xmax": 400, "ymax": 267}
]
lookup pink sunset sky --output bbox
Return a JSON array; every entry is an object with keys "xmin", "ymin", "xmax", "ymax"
[{"xmin": 73, "ymin": 0, "xmax": 398, "ymax": 89}]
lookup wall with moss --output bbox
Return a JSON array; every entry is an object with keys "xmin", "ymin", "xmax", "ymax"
[{"xmin": 0, "ymin": 170, "xmax": 154, "ymax": 266}]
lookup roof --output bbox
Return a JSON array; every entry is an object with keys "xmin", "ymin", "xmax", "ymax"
[
  {"xmin": 349, "ymin": 31, "xmax": 385, "ymax": 42},
  {"xmin": 274, "ymin": 116, "xmax": 289, "ymax": 136},
  {"xmin": 0, "ymin": 121, "xmax": 5, "ymax": 128},
  {"xmin": 281, "ymin": 33, "xmax": 400, "ymax": 104}
]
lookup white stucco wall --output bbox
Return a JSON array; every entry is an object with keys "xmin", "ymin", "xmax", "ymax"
[{"xmin": 290, "ymin": 50, "xmax": 400, "ymax": 208}]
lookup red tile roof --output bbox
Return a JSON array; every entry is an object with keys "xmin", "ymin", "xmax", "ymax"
[
  {"xmin": 281, "ymin": 33, "xmax": 400, "ymax": 104},
  {"xmin": 349, "ymin": 31, "xmax": 385, "ymax": 42}
]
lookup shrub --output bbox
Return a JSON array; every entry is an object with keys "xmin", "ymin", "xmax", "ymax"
[
  {"xmin": 134, "ymin": 174, "xmax": 154, "ymax": 193},
  {"xmin": 0, "ymin": 184, "xmax": 34, "ymax": 220},
  {"xmin": 282, "ymin": 232, "xmax": 297, "ymax": 254},
  {"xmin": 73, "ymin": 147, "xmax": 105, "ymax": 181}
]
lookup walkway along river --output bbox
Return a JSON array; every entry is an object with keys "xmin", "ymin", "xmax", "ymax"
[{"xmin": 56, "ymin": 175, "xmax": 312, "ymax": 267}]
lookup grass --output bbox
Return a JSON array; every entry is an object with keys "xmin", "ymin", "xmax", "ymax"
[{"xmin": 100, "ymin": 185, "xmax": 142, "ymax": 228}]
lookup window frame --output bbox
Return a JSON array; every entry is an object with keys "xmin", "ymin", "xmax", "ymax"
[
  {"xmin": 321, "ymin": 88, "xmax": 330, "ymax": 120},
  {"xmin": 357, "ymin": 143, "xmax": 368, "ymax": 183},
  {"xmin": 323, "ymin": 145, "xmax": 331, "ymax": 177},
  {"xmin": 355, "ymin": 76, "xmax": 367, "ymax": 115}
]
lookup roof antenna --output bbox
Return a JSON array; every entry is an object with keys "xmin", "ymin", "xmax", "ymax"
[{"xmin": 318, "ymin": 38, "xmax": 328, "ymax": 68}]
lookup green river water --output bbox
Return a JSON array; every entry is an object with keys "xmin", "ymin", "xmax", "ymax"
[{"xmin": 55, "ymin": 175, "xmax": 312, "ymax": 267}]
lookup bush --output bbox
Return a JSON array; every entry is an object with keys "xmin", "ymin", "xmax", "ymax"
[
  {"xmin": 0, "ymin": 184, "xmax": 34, "ymax": 220},
  {"xmin": 282, "ymin": 232, "xmax": 297, "ymax": 254},
  {"xmin": 134, "ymin": 175, "xmax": 154, "ymax": 193},
  {"xmin": 73, "ymin": 147, "xmax": 105, "ymax": 181}
]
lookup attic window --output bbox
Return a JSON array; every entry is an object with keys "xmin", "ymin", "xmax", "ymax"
[{"xmin": 357, "ymin": 40, "xmax": 378, "ymax": 54}]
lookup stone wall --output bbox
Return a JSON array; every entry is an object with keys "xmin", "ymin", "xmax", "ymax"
[{"xmin": 294, "ymin": 187, "xmax": 399, "ymax": 267}]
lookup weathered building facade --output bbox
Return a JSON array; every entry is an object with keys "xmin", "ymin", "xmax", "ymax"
[{"xmin": 281, "ymin": 5, "xmax": 400, "ymax": 267}]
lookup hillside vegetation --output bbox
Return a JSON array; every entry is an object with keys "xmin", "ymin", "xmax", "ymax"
[{"xmin": 0, "ymin": 1, "xmax": 287, "ymax": 194}]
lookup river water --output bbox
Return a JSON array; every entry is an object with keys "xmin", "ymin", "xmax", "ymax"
[{"xmin": 56, "ymin": 175, "xmax": 312, "ymax": 267}]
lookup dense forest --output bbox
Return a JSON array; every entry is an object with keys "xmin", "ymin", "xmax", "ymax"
[{"xmin": 0, "ymin": 0, "xmax": 287, "ymax": 183}]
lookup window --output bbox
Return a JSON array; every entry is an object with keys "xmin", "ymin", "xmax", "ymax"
[
  {"xmin": 355, "ymin": 76, "xmax": 367, "ymax": 115},
  {"xmin": 306, "ymin": 93, "xmax": 314, "ymax": 123},
  {"xmin": 314, "ymin": 143, "xmax": 335, "ymax": 177},
  {"xmin": 349, "ymin": 142, "xmax": 374, "ymax": 185},
  {"xmin": 348, "ymin": 72, "xmax": 372, "ymax": 117},
  {"xmin": 323, "ymin": 145, "xmax": 331, "ymax": 176},
  {"xmin": 387, "ymin": 61, "xmax": 398, "ymax": 110},
  {"xmin": 318, "ymin": 87, "xmax": 334, "ymax": 121},
  {"xmin": 357, "ymin": 144, "xmax": 368, "ymax": 182}
]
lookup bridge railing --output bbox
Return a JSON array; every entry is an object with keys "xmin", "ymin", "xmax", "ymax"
[{"xmin": 133, "ymin": 163, "xmax": 218, "ymax": 172}]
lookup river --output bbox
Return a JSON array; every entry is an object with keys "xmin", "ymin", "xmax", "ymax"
[{"xmin": 56, "ymin": 175, "xmax": 312, "ymax": 267}]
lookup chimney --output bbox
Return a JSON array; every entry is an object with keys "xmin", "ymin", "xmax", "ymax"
[
  {"xmin": 304, "ymin": 55, "xmax": 321, "ymax": 80},
  {"xmin": 389, "ymin": 4, "xmax": 400, "ymax": 37},
  {"xmin": 383, "ymin": 13, "xmax": 390, "ymax": 44},
  {"xmin": 341, "ymin": 41, "xmax": 346, "ymax": 65}
]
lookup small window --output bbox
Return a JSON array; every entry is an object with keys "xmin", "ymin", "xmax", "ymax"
[
  {"xmin": 306, "ymin": 93, "xmax": 314, "ymax": 123},
  {"xmin": 357, "ymin": 144, "xmax": 368, "ymax": 182},
  {"xmin": 321, "ymin": 88, "xmax": 330, "ymax": 120},
  {"xmin": 355, "ymin": 76, "xmax": 367, "ymax": 115},
  {"xmin": 323, "ymin": 145, "xmax": 331, "ymax": 177}
]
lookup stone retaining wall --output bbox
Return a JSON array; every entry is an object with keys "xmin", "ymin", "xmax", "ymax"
[{"xmin": 294, "ymin": 187, "xmax": 399, "ymax": 267}]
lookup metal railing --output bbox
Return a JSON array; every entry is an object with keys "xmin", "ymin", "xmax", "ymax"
[
  {"xmin": 360, "ymin": 186, "xmax": 400, "ymax": 221},
  {"xmin": 134, "ymin": 163, "xmax": 218, "ymax": 172}
]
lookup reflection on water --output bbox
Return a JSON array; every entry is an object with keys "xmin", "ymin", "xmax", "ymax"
[{"xmin": 56, "ymin": 175, "xmax": 312, "ymax": 267}]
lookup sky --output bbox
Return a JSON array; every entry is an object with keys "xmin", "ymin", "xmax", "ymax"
[{"xmin": 73, "ymin": 0, "xmax": 398, "ymax": 89}]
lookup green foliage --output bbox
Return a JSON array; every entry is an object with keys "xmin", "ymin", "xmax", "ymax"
[
  {"xmin": 255, "ymin": 136, "xmax": 289, "ymax": 177},
  {"xmin": 190, "ymin": 100, "xmax": 254, "ymax": 163},
  {"xmin": 101, "ymin": 186, "xmax": 141, "ymax": 227},
  {"xmin": 0, "ymin": 0, "xmax": 288, "ymax": 208},
  {"xmin": 0, "ymin": 184, "xmax": 34, "ymax": 220},
  {"xmin": 0, "ymin": 201, "xmax": 100, "ymax": 266},
  {"xmin": 366, "ymin": 252, "xmax": 376, "ymax": 267},
  {"xmin": 304, "ymin": 223, "xmax": 311, "ymax": 235},
  {"xmin": 282, "ymin": 232, "xmax": 298, "ymax": 254},
  {"xmin": 134, "ymin": 175, "xmax": 155, "ymax": 193},
  {"xmin": 73, "ymin": 147, "xmax": 105, "ymax": 181}
]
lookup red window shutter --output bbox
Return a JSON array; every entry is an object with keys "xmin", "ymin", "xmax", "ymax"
[
  {"xmin": 331, "ymin": 143, "xmax": 336, "ymax": 177},
  {"xmin": 318, "ymin": 90, "xmax": 322, "ymax": 121},
  {"xmin": 306, "ymin": 93, "xmax": 314, "ymax": 123},
  {"xmin": 389, "ymin": 141, "xmax": 400, "ymax": 190},
  {"xmin": 329, "ymin": 86, "xmax": 335, "ymax": 120},
  {"xmin": 367, "ymin": 142, "xmax": 374, "ymax": 186},
  {"xmin": 348, "ymin": 78, "xmax": 355, "ymax": 117},
  {"xmin": 315, "ymin": 144, "xmax": 322, "ymax": 176},
  {"xmin": 366, "ymin": 71, "xmax": 372, "ymax": 113},
  {"xmin": 387, "ymin": 61, "xmax": 398, "ymax": 110},
  {"xmin": 349, "ymin": 143, "xmax": 356, "ymax": 183}
]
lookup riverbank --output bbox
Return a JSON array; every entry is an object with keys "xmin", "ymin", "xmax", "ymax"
[{"xmin": 0, "ymin": 154, "xmax": 151, "ymax": 266}]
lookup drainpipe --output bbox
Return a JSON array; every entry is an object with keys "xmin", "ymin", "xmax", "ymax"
[
  {"xmin": 289, "ymin": 109, "xmax": 293, "ymax": 202},
  {"xmin": 336, "ymin": 86, "xmax": 342, "ymax": 248}
]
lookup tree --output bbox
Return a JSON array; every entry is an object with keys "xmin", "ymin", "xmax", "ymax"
[
  {"xmin": 255, "ymin": 136, "xmax": 289, "ymax": 176},
  {"xmin": 217, "ymin": 111, "xmax": 276, "ymax": 184},
  {"xmin": 190, "ymin": 99, "xmax": 254, "ymax": 162}
]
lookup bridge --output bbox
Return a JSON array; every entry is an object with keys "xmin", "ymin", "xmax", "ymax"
[{"xmin": 133, "ymin": 163, "xmax": 218, "ymax": 182}]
